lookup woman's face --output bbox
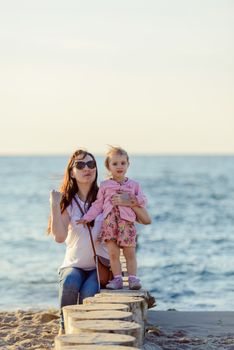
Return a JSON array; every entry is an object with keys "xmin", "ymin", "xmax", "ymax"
[{"xmin": 70, "ymin": 154, "xmax": 97, "ymax": 185}]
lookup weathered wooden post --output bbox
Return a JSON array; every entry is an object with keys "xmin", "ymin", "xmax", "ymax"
[
  {"xmin": 67, "ymin": 310, "xmax": 132, "ymax": 334},
  {"xmin": 83, "ymin": 295, "xmax": 146, "ymax": 342},
  {"xmin": 63, "ymin": 303, "xmax": 129, "ymax": 333},
  {"xmin": 56, "ymin": 345, "xmax": 140, "ymax": 350},
  {"xmin": 54, "ymin": 332, "xmax": 136, "ymax": 349},
  {"xmin": 68, "ymin": 319, "xmax": 142, "ymax": 347}
]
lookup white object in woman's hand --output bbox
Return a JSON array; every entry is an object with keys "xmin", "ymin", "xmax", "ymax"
[
  {"xmin": 50, "ymin": 190, "xmax": 62, "ymax": 207},
  {"xmin": 111, "ymin": 191, "xmax": 138, "ymax": 207}
]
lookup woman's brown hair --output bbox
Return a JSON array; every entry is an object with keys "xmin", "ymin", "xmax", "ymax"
[{"xmin": 47, "ymin": 149, "xmax": 98, "ymax": 233}]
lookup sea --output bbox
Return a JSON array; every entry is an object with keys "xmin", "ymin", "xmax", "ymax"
[{"xmin": 0, "ymin": 155, "xmax": 234, "ymax": 311}]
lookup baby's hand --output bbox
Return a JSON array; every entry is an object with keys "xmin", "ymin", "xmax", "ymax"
[{"xmin": 76, "ymin": 219, "xmax": 89, "ymax": 226}]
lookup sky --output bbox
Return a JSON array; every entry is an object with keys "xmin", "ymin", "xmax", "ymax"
[{"xmin": 0, "ymin": 0, "xmax": 233, "ymax": 155}]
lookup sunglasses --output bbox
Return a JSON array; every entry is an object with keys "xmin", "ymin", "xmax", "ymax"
[{"xmin": 72, "ymin": 160, "xmax": 96, "ymax": 170}]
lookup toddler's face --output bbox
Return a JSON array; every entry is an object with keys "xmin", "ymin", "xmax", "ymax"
[{"xmin": 108, "ymin": 154, "xmax": 129, "ymax": 179}]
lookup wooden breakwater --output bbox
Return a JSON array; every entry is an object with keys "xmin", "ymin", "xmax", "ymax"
[{"xmin": 54, "ymin": 250, "xmax": 156, "ymax": 349}]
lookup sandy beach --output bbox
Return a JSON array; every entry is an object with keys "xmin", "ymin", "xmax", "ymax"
[
  {"xmin": 0, "ymin": 309, "xmax": 59, "ymax": 350},
  {"xmin": 1, "ymin": 308, "xmax": 234, "ymax": 350}
]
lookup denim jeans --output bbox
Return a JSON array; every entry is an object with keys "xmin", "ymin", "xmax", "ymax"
[{"xmin": 58, "ymin": 267, "xmax": 99, "ymax": 329}]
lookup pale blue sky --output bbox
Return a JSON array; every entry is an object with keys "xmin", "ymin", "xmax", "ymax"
[{"xmin": 0, "ymin": 0, "xmax": 233, "ymax": 154}]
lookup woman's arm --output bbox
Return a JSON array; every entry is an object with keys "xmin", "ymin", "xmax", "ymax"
[
  {"xmin": 132, "ymin": 206, "xmax": 152, "ymax": 225},
  {"xmin": 111, "ymin": 192, "xmax": 152, "ymax": 225},
  {"xmin": 50, "ymin": 190, "xmax": 70, "ymax": 243}
]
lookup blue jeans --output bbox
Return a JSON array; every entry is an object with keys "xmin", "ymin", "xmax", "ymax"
[{"xmin": 58, "ymin": 267, "xmax": 99, "ymax": 329}]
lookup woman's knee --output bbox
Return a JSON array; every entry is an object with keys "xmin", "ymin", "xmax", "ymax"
[
  {"xmin": 60, "ymin": 268, "xmax": 83, "ymax": 292},
  {"xmin": 79, "ymin": 271, "xmax": 99, "ymax": 303},
  {"xmin": 62, "ymin": 275, "xmax": 78, "ymax": 291},
  {"xmin": 79, "ymin": 284, "xmax": 99, "ymax": 303}
]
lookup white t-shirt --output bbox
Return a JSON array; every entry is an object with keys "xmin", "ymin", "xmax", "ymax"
[{"xmin": 59, "ymin": 195, "xmax": 109, "ymax": 271}]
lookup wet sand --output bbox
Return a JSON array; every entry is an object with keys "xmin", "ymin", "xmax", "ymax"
[
  {"xmin": 144, "ymin": 310, "xmax": 234, "ymax": 349},
  {"xmin": 0, "ymin": 308, "xmax": 234, "ymax": 349}
]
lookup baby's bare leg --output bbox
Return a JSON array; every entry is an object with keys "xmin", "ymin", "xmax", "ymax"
[
  {"xmin": 105, "ymin": 240, "xmax": 122, "ymax": 276},
  {"xmin": 123, "ymin": 247, "xmax": 137, "ymax": 276}
]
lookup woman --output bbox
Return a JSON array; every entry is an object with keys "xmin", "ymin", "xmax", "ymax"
[{"xmin": 48, "ymin": 149, "xmax": 151, "ymax": 332}]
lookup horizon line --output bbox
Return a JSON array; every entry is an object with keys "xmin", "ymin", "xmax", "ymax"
[{"xmin": 0, "ymin": 152, "xmax": 234, "ymax": 157}]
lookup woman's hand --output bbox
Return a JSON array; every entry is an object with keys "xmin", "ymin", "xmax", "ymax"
[
  {"xmin": 50, "ymin": 190, "xmax": 62, "ymax": 208},
  {"xmin": 111, "ymin": 191, "xmax": 151, "ymax": 225},
  {"xmin": 111, "ymin": 191, "xmax": 138, "ymax": 207},
  {"xmin": 49, "ymin": 190, "xmax": 69, "ymax": 243}
]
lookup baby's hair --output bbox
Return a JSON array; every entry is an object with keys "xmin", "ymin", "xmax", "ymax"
[{"xmin": 104, "ymin": 145, "xmax": 129, "ymax": 170}]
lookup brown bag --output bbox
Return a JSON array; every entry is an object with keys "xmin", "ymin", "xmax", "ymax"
[
  {"xmin": 95, "ymin": 255, "xmax": 113, "ymax": 288},
  {"xmin": 73, "ymin": 196, "xmax": 113, "ymax": 289}
]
